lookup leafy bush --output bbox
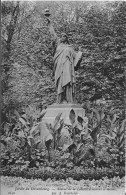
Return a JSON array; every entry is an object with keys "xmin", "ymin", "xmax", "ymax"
[
  {"xmin": 1, "ymin": 105, "xmax": 125, "ymax": 171},
  {"xmin": 0, "ymin": 165, "xmax": 124, "ymax": 181},
  {"xmin": 1, "ymin": 100, "xmax": 125, "ymax": 183}
]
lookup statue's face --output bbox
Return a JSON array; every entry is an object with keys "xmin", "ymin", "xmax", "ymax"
[{"xmin": 61, "ymin": 34, "xmax": 68, "ymax": 43}]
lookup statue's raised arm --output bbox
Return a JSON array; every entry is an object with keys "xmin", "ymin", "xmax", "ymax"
[{"xmin": 46, "ymin": 17, "xmax": 59, "ymax": 45}]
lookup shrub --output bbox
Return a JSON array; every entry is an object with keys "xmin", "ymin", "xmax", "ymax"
[{"xmin": 0, "ymin": 165, "xmax": 124, "ymax": 181}]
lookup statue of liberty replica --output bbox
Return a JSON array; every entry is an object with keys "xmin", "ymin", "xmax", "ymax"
[{"xmin": 45, "ymin": 9, "xmax": 82, "ymax": 104}]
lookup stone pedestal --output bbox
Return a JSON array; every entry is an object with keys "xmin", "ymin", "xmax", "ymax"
[{"xmin": 42, "ymin": 103, "xmax": 85, "ymax": 126}]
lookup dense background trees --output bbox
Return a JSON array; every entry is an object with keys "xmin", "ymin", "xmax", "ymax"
[{"xmin": 1, "ymin": 1, "xmax": 126, "ymax": 122}]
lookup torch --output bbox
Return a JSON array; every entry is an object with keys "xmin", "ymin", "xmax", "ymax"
[
  {"xmin": 44, "ymin": 8, "xmax": 51, "ymax": 25},
  {"xmin": 44, "ymin": 8, "xmax": 51, "ymax": 17}
]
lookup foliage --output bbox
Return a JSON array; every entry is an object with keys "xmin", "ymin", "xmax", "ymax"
[
  {"xmin": 1, "ymin": 102, "xmax": 125, "ymax": 171},
  {"xmin": 46, "ymin": 112, "xmax": 63, "ymax": 150},
  {"xmin": 85, "ymin": 101, "xmax": 125, "ymax": 151},
  {"xmin": 1, "ymin": 165, "xmax": 125, "ymax": 181},
  {"xmin": 0, "ymin": 175, "xmax": 125, "ymax": 190}
]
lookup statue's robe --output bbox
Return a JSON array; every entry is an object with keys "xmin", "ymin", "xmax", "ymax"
[
  {"xmin": 53, "ymin": 43, "xmax": 76, "ymax": 103},
  {"xmin": 49, "ymin": 24, "xmax": 82, "ymax": 103}
]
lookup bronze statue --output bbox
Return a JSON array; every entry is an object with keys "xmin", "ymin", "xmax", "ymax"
[{"xmin": 45, "ymin": 10, "xmax": 82, "ymax": 104}]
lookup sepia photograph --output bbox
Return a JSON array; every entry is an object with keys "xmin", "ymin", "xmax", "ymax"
[{"xmin": 1, "ymin": 1, "xmax": 125, "ymax": 195}]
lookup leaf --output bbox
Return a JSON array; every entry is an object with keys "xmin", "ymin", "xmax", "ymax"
[
  {"xmin": 109, "ymin": 148, "xmax": 119, "ymax": 154},
  {"xmin": 76, "ymin": 143, "xmax": 84, "ymax": 152},
  {"xmin": 112, "ymin": 114, "xmax": 118, "ymax": 124},
  {"xmin": 27, "ymin": 136, "xmax": 34, "ymax": 147},
  {"xmin": 3, "ymin": 156, "xmax": 9, "ymax": 160},
  {"xmin": 14, "ymin": 110, "xmax": 20, "ymax": 119},
  {"xmin": 19, "ymin": 117, "xmax": 27, "ymax": 127},
  {"xmin": 18, "ymin": 131, "xmax": 25, "ymax": 138},
  {"xmin": 30, "ymin": 124, "xmax": 39, "ymax": 135},
  {"xmin": 62, "ymin": 153, "xmax": 70, "ymax": 159},
  {"xmin": 92, "ymin": 108, "xmax": 100, "ymax": 122},
  {"xmin": 101, "ymin": 134, "xmax": 115, "ymax": 140},
  {"xmin": 5, "ymin": 137, "xmax": 12, "ymax": 142},
  {"xmin": 41, "ymin": 151, "xmax": 46, "ymax": 157},
  {"xmin": 107, "ymin": 115, "xmax": 112, "ymax": 125},
  {"xmin": 1, "ymin": 140, "xmax": 7, "ymax": 147},
  {"xmin": 45, "ymin": 123, "xmax": 52, "ymax": 131},
  {"xmin": 34, "ymin": 138, "xmax": 41, "ymax": 145},
  {"xmin": 120, "ymin": 118, "xmax": 126, "ymax": 133},
  {"xmin": 69, "ymin": 109, "xmax": 76, "ymax": 125},
  {"xmin": 39, "ymin": 109, "xmax": 47, "ymax": 118},
  {"xmin": 101, "ymin": 112, "xmax": 105, "ymax": 120},
  {"xmin": 53, "ymin": 112, "xmax": 62, "ymax": 131},
  {"xmin": 45, "ymin": 133, "xmax": 53, "ymax": 142},
  {"xmin": 63, "ymin": 142, "xmax": 76, "ymax": 152},
  {"xmin": 66, "ymin": 162, "xmax": 73, "ymax": 168},
  {"xmin": 62, "ymin": 144, "xmax": 70, "ymax": 151},
  {"xmin": 28, "ymin": 139, "xmax": 31, "ymax": 146},
  {"xmin": 90, "ymin": 126, "xmax": 99, "ymax": 143},
  {"xmin": 15, "ymin": 160, "xmax": 25, "ymax": 165},
  {"xmin": 36, "ymin": 161, "xmax": 39, "ymax": 167},
  {"xmin": 27, "ymin": 135, "xmax": 33, "ymax": 139}
]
